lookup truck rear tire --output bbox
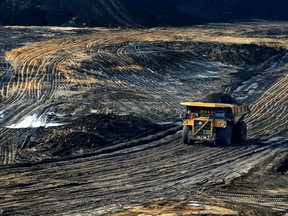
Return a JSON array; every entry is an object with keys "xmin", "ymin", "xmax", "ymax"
[
  {"xmin": 233, "ymin": 121, "xmax": 247, "ymax": 143},
  {"xmin": 216, "ymin": 125, "xmax": 233, "ymax": 146},
  {"xmin": 182, "ymin": 126, "xmax": 194, "ymax": 144}
]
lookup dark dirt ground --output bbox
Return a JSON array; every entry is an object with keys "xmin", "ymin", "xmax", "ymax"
[
  {"xmin": 15, "ymin": 114, "xmax": 175, "ymax": 163},
  {"xmin": 0, "ymin": 23, "xmax": 287, "ymax": 215}
]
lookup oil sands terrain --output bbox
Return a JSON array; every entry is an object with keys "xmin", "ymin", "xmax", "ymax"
[{"xmin": 0, "ymin": 22, "xmax": 287, "ymax": 215}]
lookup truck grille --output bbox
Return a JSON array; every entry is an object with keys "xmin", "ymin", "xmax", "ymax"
[{"xmin": 193, "ymin": 120, "xmax": 212, "ymax": 137}]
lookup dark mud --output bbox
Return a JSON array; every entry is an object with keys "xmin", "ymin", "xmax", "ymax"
[{"xmin": 16, "ymin": 114, "xmax": 174, "ymax": 163}]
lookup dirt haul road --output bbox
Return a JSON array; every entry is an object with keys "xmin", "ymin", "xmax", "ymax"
[{"xmin": 0, "ymin": 23, "xmax": 287, "ymax": 215}]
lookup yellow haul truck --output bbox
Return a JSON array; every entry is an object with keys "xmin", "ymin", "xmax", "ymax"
[{"xmin": 180, "ymin": 102, "xmax": 250, "ymax": 145}]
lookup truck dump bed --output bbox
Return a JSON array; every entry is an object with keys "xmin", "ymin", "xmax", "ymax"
[{"xmin": 180, "ymin": 102, "xmax": 250, "ymax": 122}]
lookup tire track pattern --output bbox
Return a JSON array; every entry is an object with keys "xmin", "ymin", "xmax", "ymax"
[
  {"xmin": 247, "ymin": 73, "xmax": 288, "ymax": 139},
  {"xmin": 0, "ymin": 25, "xmax": 287, "ymax": 214}
]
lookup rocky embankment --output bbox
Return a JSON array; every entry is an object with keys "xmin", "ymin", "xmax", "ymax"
[{"xmin": 0, "ymin": 0, "xmax": 288, "ymax": 27}]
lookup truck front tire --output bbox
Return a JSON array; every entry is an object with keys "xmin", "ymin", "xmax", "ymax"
[
  {"xmin": 182, "ymin": 125, "xmax": 194, "ymax": 144},
  {"xmin": 217, "ymin": 125, "xmax": 233, "ymax": 146}
]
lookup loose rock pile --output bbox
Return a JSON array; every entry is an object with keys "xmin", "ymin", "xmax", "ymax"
[{"xmin": 202, "ymin": 93, "xmax": 240, "ymax": 105}]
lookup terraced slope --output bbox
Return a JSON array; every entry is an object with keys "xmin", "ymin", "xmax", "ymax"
[{"xmin": 0, "ymin": 23, "xmax": 287, "ymax": 215}]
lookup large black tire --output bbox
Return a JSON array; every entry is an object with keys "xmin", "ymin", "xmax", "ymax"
[
  {"xmin": 216, "ymin": 125, "xmax": 233, "ymax": 146},
  {"xmin": 233, "ymin": 121, "xmax": 247, "ymax": 143},
  {"xmin": 182, "ymin": 125, "xmax": 194, "ymax": 144}
]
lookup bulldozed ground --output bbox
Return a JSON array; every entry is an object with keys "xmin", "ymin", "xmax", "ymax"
[{"xmin": 0, "ymin": 22, "xmax": 287, "ymax": 215}]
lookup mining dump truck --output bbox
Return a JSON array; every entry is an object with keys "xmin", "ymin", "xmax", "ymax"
[{"xmin": 180, "ymin": 101, "xmax": 250, "ymax": 145}]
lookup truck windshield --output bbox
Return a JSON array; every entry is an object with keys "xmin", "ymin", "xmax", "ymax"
[{"xmin": 215, "ymin": 111, "xmax": 225, "ymax": 118}]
